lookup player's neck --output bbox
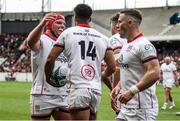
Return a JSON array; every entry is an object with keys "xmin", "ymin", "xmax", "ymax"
[
  {"xmin": 44, "ymin": 30, "xmax": 57, "ymax": 41},
  {"xmin": 128, "ymin": 31, "xmax": 142, "ymax": 43}
]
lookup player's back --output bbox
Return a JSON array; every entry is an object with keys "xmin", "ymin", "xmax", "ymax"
[{"xmin": 57, "ymin": 25, "xmax": 111, "ymax": 92}]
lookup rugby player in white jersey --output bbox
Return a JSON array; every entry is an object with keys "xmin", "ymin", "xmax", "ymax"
[
  {"xmin": 45, "ymin": 4, "xmax": 116, "ymax": 120},
  {"xmin": 109, "ymin": 12, "xmax": 127, "ymax": 115},
  {"xmin": 161, "ymin": 56, "xmax": 179, "ymax": 110},
  {"xmin": 27, "ymin": 13, "xmax": 71, "ymax": 120},
  {"xmin": 111, "ymin": 9, "xmax": 160, "ymax": 121}
]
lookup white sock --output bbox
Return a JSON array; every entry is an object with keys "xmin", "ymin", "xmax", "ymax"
[
  {"xmin": 170, "ymin": 101, "xmax": 175, "ymax": 106},
  {"xmin": 164, "ymin": 102, "xmax": 167, "ymax": 105}
]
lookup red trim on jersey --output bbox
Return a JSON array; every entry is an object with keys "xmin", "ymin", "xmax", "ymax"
[
  {"xmin": 31, "ymin": 113, "xmax": 51, "ymax": 119},
  {"xmin": 69, "ymin": 106, "xmax": 90, "ymax": 111},
  {"xmin": 107, "ymin": 47, "xmax": 113, "ymax": 50},
  {"xmin": 78, "ymin": 24, "xmax": 92, "ymax": 28},
  {"xmin": 54, "ymin": 42, "xmax": 64, "ymax": 47},
  {"xmin": 142, "ymin": 56, "xmax": 157, "ymax": 63},
  {"xmin": 128, "ymin": 33, "xmax": 143, "ymax": 43},
  {"xmin": 43, "ymin": 32, "xmax": 57, "ymax": 41},
  {"xmin": 113, "ymin": 46, "xmax": 122, "ymax": 51}
]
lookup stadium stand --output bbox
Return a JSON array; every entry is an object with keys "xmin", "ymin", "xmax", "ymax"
[
  {"xmin": 91, "ymin": 7, "xmax": 180, "ymax": 36},
  {"xmin": 0, "ymin": 33, "xmax": 31, "ymax": 73}
]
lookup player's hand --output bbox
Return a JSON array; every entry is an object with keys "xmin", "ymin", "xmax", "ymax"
[
  {"xmin": 101, "ymin": 61, "xmax": 107, "ymax": 72},
  {"xmin": 111, "ymin": 98, "xmax": 120, "ymax": 113},
  {"xmin": 118, "ymin": 90, "xmax": 134, "ymax": 104},
  {"xmin": 40, "ymin": 13, "xmax": 57, "ymax": 27},
  {"xmin": 110, "ymin": 85, "xmax": 120, "ymax": 101},
  {"xmin": 47, "ymin": 78, "xmax": 61, "ymax": 88}
]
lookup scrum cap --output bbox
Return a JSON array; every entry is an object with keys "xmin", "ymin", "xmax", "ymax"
[{"xmin": 45, "ymin": 13, "xmax": 65, "ymax": 30}]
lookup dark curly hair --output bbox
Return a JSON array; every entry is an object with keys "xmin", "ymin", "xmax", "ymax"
[{"xmin": 74, "ymin": 4, "xmax": 92, "ymax": 20}]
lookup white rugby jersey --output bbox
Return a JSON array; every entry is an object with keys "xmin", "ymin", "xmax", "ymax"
[
  {"xmin": 31, "ymin": 33, "xmax": 68, "ymax": 95},
  {"xmin": 55, "ymin": 24, "xmax": 111, "ymax": 93},
  {"xmin": 118, "ymin": 33, "xmax": 158, "ymax": 109},
  {"xmin": 109, "ymin": 33, "xmax": 127, "ymax": 51},
  {"xmin": 161, "ymin": 63, "xmax": 177, "ymax": 81}
]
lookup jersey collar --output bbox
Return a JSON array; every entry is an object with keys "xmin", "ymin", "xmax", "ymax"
[
  {"xmin": 78, "ymin": 24, "xmax": 92, "ymax": 28},
  {"xmin": 43, "ymin": 31, "xmax": 57, "ymax": 41},
  {"xmin": 128, "ymin": 33, "xmax": 143, "ymax": 43}
]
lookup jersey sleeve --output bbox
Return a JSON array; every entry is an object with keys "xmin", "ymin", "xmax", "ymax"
[
  {"xmin": 109, "ymin": 36, "xmax": 122, "ymax": 50},
  {"xmin": 106, "ymin": 38, "xmax": 113, "ymax": 51},
  {"xmin": 139, "ymin": 43, "xmax": 157, "ymax": 63}
]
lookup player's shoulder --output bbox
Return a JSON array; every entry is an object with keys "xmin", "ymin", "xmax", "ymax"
[
  {"xmin": 62, "ymin": 26, "xmax": 77, "ymax": 33},
  {"xmin": 88, "ymin": 28, "xmax": 108, "ymax": 38},
  {"xmin": 40, "ymin": 34, "xmax": 54, "ymax": 44},
  {"xmin": 110, "ymin": 33, "xmax": 127, "ymax": 42},
  {"xmin": 161, "ymin": 63, "xmax": 166, "ymax": 67},
  {"xmin": 170, "ymin": 62, "xmax": 176, "ymax": 67},
  {"xmin": 137, "ymin": 37, "xmax": 155, "ymax": 48}
]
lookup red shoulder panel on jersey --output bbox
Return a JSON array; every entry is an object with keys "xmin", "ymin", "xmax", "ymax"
[
  {"xmin": 142, "ymin": 56, "xmax": 157, "ymax": 63},
  {"xmin": 107, "ymin": 47, "xmax": 113, "ymax": 50},
  {"xmin": 113, "ymin": 46, "xmax": 122, "ymax": 51}
]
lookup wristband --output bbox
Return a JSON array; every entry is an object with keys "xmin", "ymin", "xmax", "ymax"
[{"xmin": 129, "ymin": 85, "xmax": 140, "ymax": 95}]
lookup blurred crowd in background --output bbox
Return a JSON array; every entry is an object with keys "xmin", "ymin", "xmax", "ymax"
[
  {"xmin": 0, "ymin": 34, "xmax": 31, "ymax": 73},
  {"xmin": 0, "ymin": 34, "xmax": 180, "ymax": 80}
]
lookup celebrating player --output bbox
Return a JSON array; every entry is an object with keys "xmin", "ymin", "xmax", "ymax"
[
  {"xmin": 27, "ymin": 12, "xmax": 71, "ymax": 120},
  {"xmin": 111, "ymin": 9, "xmax": 160, "ymax": 121},
  {"xmin": 109, "ymin": 12, "xmax": 127, "ymax": 115},
  {"xmin": 45, "ymin": 4, "xmax": 116, "ymax": 120}
]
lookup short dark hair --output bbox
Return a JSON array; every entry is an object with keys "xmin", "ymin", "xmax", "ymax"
[
  {"xmin": 74, "ymin": 4, "xmax": 92, "ymax": 20},
  {"xmin": 110, "ymin": 13, "xmax": 120, "ymax": 23},
  {"xmin": 120, "ymin": 9, "xmax": 142, "ymax": 25}
]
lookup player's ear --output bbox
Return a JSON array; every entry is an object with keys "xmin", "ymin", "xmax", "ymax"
[
  {"xmin": 128, "ymin": 18, "xmax": 133, "ymax": 25},
  {"xmin": 89, "ymin": 17, "xmax": 91, "ymax": 22}
]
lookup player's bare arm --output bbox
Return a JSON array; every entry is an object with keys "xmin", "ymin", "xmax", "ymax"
[
  {"xmin": 102, "ymin": 49, "xmax": 116, "ymax": 77},
  {"xmin": 27, "ymin": 13, "xmax": 57, "ymax": 51},
  {"xmin": 173, "ymin": 70, "xmax": 179, "ymax": 87},
  {"xmin": 136, "ymin": 59, "xmax": 160, "ymax": 91},
  {"xmin": 101, "ymin": 50, "xmax": 116, "ymax": 90},
  {"xmin": 45, "ymin": 46, "xmax": 64, "ymax": 87}
]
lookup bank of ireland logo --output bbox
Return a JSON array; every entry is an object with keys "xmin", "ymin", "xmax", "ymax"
[{"xmin": 81, "ymin": 64, "xmax": 95, "ymax": 81}]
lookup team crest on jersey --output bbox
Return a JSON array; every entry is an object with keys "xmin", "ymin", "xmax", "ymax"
[
  {"xmin": 81, "ymin": 64, "xmax": 95, "ymax": 81},
  {"xmin": 145, "ymin": 44, "xmax": 155, "ymax": 51},
  {"xmin": 110, "ymin": 37, "xmax": 119, "ymax": 47}
]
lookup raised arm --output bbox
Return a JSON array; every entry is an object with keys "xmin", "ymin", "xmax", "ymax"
[{"xmin": 27, "ymin": 13, "xmax": 57, "ymax": 51}]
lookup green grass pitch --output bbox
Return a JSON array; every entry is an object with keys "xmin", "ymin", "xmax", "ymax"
[{"xmin": 0, "ymin": 81, "xmax": 180, "ymax": 120}]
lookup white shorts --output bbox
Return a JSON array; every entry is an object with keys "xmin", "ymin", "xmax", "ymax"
[
  {"xmin": 116, "ymin": 106, "xmax": 158, "ymax": 121},
  {"xmin": 30, "ymin": 94, "xmax": 69, "ymax": 117},
  {"xmin": 68, "ymin": 88, "xmax": 101, "ymax": 114},
  {"xmin": 163, "ymin": 79, "xmax": 174, "ymax": 88}
]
